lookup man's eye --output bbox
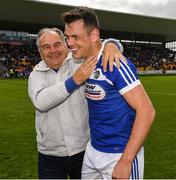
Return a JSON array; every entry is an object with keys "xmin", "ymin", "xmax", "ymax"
[
  {"xmin": 42, "ymin": 45, "xmax": 50, "ymax": 50},
  {"xmin": 75, "ymin": 36, "xmax": 79, "ymax": 40},
  {"xmin": 54, "ymin": 43, "xmax": 62, "ymax": 48}
]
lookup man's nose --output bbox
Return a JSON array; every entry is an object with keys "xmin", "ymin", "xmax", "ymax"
[
  {"xmin": 67, "ymin": 37, "xmax": 74, "ymax": 48},
  {"xmin": 50, "ymin": 46, "xmax": 57, "ymax": 52}
]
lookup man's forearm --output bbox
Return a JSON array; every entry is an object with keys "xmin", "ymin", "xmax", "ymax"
[
  {"xmin": 28, "ymin": 75, "xmax": 77, "ymax": 112},
  {"xmin": 121, "ymin": 106, "xmax": 155, "ymax": 163}
]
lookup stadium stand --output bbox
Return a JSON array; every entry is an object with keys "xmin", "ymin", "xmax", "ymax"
[
  {"xmin": 0, "ymin": 42, "xmax": 175, "ymax": 78},
  {"xmin": 0, "ymin": 44, "xmax": 40, "ymax": 78},
  {"xmin": 0, "ymin": 0, "xmax": 176, "ymax": 78},
  {"xmin": 123, "ymin": 43, "xmax": 176, "ymax": 71}
]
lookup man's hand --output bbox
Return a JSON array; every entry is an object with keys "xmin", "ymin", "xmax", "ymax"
[
  {"xmin": 112, "ymin": 158, "xmax": 132, "ymax": 179},
  {"xmin": 73, "ymin": 56, "xmax": 97, "ymax": 85},
  {"xmin": 102, "ymin": 43, "xmax": 127, "ymax": 72}
]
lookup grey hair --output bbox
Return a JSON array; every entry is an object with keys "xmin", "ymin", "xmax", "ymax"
[{"xmin": 36, "ymin": 27, "xmax": 66, "ymax": 49}]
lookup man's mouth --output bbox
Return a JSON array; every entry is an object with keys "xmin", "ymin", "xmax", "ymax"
[
  {"xmin": 50, "ymin": 55, "xmax": 59, "ymax": 58},
  {"xmin": 49, "ymin": 52, "xmax": 61, "ymax": 58},
  {"xmin": 70, "ymin": 48, "xmax": 78, "ymax": 53}
]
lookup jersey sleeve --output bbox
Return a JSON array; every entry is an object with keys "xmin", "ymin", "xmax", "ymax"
[{"xmin": 112, "ymin": 58, "xmax": 141, "ymax": 95}]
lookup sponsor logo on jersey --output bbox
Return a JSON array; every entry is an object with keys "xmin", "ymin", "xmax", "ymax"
[{"xmin": 85, "ymin": 83, "xmax": 105, "ymax": 100}]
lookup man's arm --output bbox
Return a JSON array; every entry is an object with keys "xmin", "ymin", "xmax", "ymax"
[
  {"xmin": 28, "ymin": 73, "xmax": 71, "ymax": 112},
  {"xmin": 102, "ymin": 39, "xmax": 126, "ymax": 72},
  {"xmin": 112, "ymin": 84, "xmax": 155, "ymax": 179},
  {"xmin": 28, "ymin": 57, "xmax": 97, "ymax": 112}
]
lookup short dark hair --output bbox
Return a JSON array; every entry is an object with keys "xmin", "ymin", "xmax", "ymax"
[{"xmin": 61, "ymin": 6, "xmax": 100, "ymax": 31}]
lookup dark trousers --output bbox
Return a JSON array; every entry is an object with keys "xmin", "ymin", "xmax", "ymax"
[{"xmin": 38, "ymin": 151, "xmax": 85, "ymax": 179}]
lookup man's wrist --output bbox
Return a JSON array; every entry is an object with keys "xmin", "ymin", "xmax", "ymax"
[
  {"xmin": 65, "ymin": 76, "xmax": 80, "ymax": 93},
  {"xmin": 120, "ymin": 154, "xmax": 134, "ymax": 164},
  {"xmin": 105, "ymin": 38, "xmax": 124, "ymax": 53}
]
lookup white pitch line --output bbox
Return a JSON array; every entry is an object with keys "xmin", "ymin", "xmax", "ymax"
[{"xmin": 149, "ymin": 92, "xmax": 176, "ymax": 96}]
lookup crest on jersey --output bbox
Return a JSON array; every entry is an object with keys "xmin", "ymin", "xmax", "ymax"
[
  {"xmin": 89, "ymin": 68, "xmax": 113, "ymax": 86},
  {"xmin": 93, "ymin": 70, "xmax": 100, "ymax": 79}
]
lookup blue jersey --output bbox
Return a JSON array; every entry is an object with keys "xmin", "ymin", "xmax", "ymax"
[{"xmin": 85, "ymin": 51, "xmax": 141, "ymax": 153}]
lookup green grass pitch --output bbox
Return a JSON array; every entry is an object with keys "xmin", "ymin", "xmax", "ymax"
[{"xmin": 0, "ymin": 75, "xmax": 176, "ymax": 178}]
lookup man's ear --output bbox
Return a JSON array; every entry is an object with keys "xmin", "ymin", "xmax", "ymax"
[
  {"xmin": 38, "ymin": 49, "xmax": 43, "ymax": 59},
  {"xmin": 90, "ymin": 28, "xmax": 99, "ymax": 42}
]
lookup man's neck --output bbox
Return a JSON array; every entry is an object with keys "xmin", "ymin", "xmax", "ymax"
[{"xmin": 85, "ymin": 41, "xmax": 102, "ymax": 61}]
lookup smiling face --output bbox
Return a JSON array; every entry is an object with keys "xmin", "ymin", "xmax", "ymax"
[
  {"xmin": 38, "ymin": 31, "xmax": 68, "ymax": 69},
  {"xmin": 64, "ymin": 19, "xmax": 97, "ymax": 61}
]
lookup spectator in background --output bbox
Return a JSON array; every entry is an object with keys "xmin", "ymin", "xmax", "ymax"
[{"xmin": 28, "ymin": 27, "xmax": 124, "ymax": 179}]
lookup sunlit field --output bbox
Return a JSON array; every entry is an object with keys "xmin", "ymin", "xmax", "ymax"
[{"xmin": 0, "ymin": 76, "xmax": 176, "ymax": 178}]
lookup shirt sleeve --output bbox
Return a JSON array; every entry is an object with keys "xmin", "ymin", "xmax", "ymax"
[
  {"xmin": 65, "ymin": 76, "xmax": 80, "ymax": 93},
  {"xmin": 112, "ymin": 58, "xmax": 141, "ymax": 95},
  {"xmin": 28, "ymin": 71, "xmax": 70, "ymax": 112}
]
